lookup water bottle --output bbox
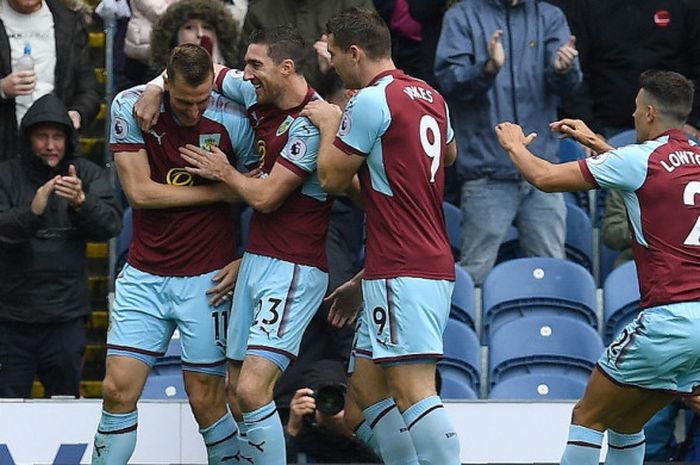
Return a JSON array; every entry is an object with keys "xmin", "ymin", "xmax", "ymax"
[{"xmin": 14, "ymin": 43, "xmax": 34, "ymax": 106}]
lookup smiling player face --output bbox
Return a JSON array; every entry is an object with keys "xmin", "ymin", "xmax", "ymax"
[{"xmin": 243, "ymin": 43, "xmax": 285, "ymax": 106}]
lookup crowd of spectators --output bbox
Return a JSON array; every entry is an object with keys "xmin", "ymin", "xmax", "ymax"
[{"xmin": 1, "ymin": 0, "xmax": 700, "ymax": 462}]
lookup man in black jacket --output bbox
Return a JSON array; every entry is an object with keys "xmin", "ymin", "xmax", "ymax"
[
  {"xmin": 0, "ymin": 0, "xmax": 101, "ymax": 161},
  {"xmin": 0, "ymin": 94, "xmax": 122, "ymax": 398},
  {"xmin": 549, "ymin": 0, "xmax": 700, "ymax": 138}
]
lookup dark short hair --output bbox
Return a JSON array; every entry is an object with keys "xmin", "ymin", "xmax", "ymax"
[
  {"xmin": 248, "ymin": 25, "xmax": 306, "ymax": 75},
  {"xmin": 166, "ymin": 43, "xmax": 214, "ymax": 87},
  {"xmin": 326, "ymin": 7, "xmax": 391, "ymax": 60},
  {"xmin": 640, "ymin": 70, "xmax": 694, "ymax": 123}
]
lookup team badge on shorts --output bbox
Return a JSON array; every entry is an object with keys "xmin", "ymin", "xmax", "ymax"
[{"xmin": 199, "ymin": 134, "xmax": 221, "ymax": 151}]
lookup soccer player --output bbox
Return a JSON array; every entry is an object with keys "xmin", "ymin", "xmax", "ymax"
[
  {"xmin": 137, "ymin": 26, "xmax": 333, "ymax": 463},
  {"xmin": 91, "ymin": 44, "xmax": 256, "ymax": 465},
  {"xmin": 301, "ymin": 8, "xmax": 461, "ymax": 465},
  {"xmin": 494, "ymin": 69, "xmax": 700, "ymax": 465}
]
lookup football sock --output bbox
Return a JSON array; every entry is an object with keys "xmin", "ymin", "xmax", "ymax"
[
  {"xmin": 354, "ymin": 419, "xmax": 382, "ymax": 457},
  {"xmin": 363, "ymin": 397, "xmax": 419, "ymax": 465},
  {"xmin": 92, "ymin": 410, "xmax": 137, "ymax": 465},
  {"xmin": 604, "ymin": 429, "xmax": 645, "ymax": 465},
  {"xmin": 560, "ymin": 424, "xmax": 604, "ymax": 465},
  {"xmin": 199, "ymin": 412, "xmax": 238, "ymax": 465},
  {"xmin": 403, "ymin": 395, "xmax": 461, "ymax": 465},
  {"xmin": 242, "ymin": 401, "xmax": 285, "ymax": 464}
]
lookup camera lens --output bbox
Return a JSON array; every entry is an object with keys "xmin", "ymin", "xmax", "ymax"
[{"xmin": 314, "ymin": 384, "xmax": 346, "ymax": 416}]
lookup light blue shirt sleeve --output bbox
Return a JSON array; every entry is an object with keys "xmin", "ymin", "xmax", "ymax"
[
  {"xmin": 109, "ymin": 87, "xmax": 145, "ymax": 145},
  {"xmin": 584, "ymin": 142, "xmax": 658, "ymax": 192},
  {"xmin": 337, "ymin": 87, "xmax": 390, "ymax": 155},
  {"xmin": 220, "ymin": 69, "xmax": 258, "ymax": 109},
  {"xmin": 280, "ymin": 117, "xmax": 320, "ymax": 173},
  {"xmin": 227, "ymin": 113, "xmax": 257, "ymax": 171}
]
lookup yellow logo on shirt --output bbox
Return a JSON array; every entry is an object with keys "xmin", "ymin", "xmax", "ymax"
[{"xmin": 166, "ymin": 168, "xmax": 194, "ymax": 186}]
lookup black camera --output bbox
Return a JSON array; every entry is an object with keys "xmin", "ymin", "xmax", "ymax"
[{"xmin": 312, "ymin": 383, "xmax": 346, "ymax": 416}]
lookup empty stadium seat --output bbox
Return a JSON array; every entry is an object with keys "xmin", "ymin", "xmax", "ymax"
[
  {"xmin": 451, "ymin": 264, "xmax": 476, "ymax": 330},
  {"xmin": 443, "ymin": 201, "xmax": 461, "ymax": 260},
  {"xmin": 565, "ymin": 203, "xmax": 593, "ymax": 271},
  {"xmin": 439, "ymin": 366, "xmax": 479, "ymax": 400},
  {"xmin": 440, "ymin": 319, "xmax": 481, "ymax": 395},
  {"xmin": 142, "ymin": 373, "xmax": 187, "ymax": 399},
  {"xmin": 598, "ymin": 240, "xmax": 620, "ymax": 286},
  {"xmin": 603, "ymin": 260, "xmax": 641, "ymax": 343},
  {"xmin": 488, "ymin": 315, "xmax": 604, "ymax": 388},
  {"xmin": 481, "ymin": 257, "xmax": 598, "ymax": 343},
  {"xmin": 489, "ymin": 372, "xmax": 588, "ymax": 400}
]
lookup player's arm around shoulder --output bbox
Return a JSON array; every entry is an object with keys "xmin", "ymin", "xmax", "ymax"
[{"xmin": 301, "ymin": 98, "xmax": 367, "ymax": 195}]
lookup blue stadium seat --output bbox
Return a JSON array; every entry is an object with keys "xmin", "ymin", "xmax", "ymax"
[
  {"xmin": 440, "ymin": 319, "xmax": 481, "ymax": 395},
  {"xmin": 115, "ymin": 206, "xmax": 132, "ymax": 275},
  {"xmin": 488, "ymin": 372, "xmax": 588, "ymax": 400},
  {"xmin": 603, "ymin": 260, "xmax": 640, "ymax": 344},
  {"xmin": 451, "ymin": 264, "xmax": 476, "ymax": 330},
  {"xmin": 439, "ymin": 366, "xmax": 479, "ymax": 400},
  {"xmin": 443, "ymin": 201, "xmax": 461, "ymax": 260},
  {"xmin": 481, "ymin": 257, "xmax": 597, "ymax": 343},
  {"xmin": 598, "ymin": 240, "xmax": 620, "ymax": 286},
  {"xmin": 142, "ymin": 373, "xmax": 187, "ymax": 399},
  {"xmin": 496, "ymin": 225, "xmax": 521, "ymax": 264},
  {"xmin": 488, "ymin": 315, "xmax": 604, "ymax": 388},
  {"xmin": 565, "ymin": 203, "xmax": 593, "ymax": 271}
]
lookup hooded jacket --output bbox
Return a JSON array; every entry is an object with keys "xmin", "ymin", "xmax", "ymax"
[
  {"xmin": 0, "ymin": 0, "xmax": 101, "ymax": 161},
  {"xmin": 435, "ymin": 0, "xmax": 581, "ymax": 180},
  {"xmin": 0, "ymin": 94, "xmax": 122, "ymax": 324}
]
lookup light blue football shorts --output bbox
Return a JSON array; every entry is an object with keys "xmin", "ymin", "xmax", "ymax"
[
  {"xmin": 351, "ymin": 276, "xmax": 453, "ymax": 366},
  {"xmin": 598, "ymin": 301, "xmax": 700, "ymax": 394},
  {"xmin": 107, "ymin": 263, "xmax": 229, "ymax": 376},
  {"xmin": 226, "ymin": 252, "xmax": 328, "ymax": 371}
]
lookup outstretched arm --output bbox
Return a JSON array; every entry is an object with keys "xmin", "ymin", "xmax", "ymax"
[{"xmin": 495, "ymin": 122, "xmax": 595, "ymax": 193}]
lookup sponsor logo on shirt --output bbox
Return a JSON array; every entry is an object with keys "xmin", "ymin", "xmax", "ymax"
[
  {"xmin": 166, "ymin": 168, "xmax": 194, "ymax": 186},
  {"xmin": 149, "ymin": 129, "xmax": 166, "ymax": 145}
]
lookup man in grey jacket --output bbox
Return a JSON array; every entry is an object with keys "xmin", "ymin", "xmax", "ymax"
[
  {"xmin": 435, "ymin": 0, "xmax": 581, "ymax": 285},
  {"xmin": 0, "ymin": 94, "xmax": 122, "ymax": 398}
]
